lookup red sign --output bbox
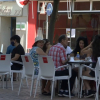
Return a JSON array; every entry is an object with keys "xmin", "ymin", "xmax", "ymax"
[
  {"xmin": 0, "ymin": 55, "xmax": 6, "ymax": 60},
  {"xmin": 43, "ymin": 57, "xmax": 48, "ymax": 63},
  {"xmin": 25, "ymin": 56, "xmax": 29, "ymax": 62},
  {"xmin": 16, "ymin": 0, "xmax": 29, "ymax": 8},
  {"xmin": 19, "ymin": 0, "xmax": 29, "ymax": 5}
]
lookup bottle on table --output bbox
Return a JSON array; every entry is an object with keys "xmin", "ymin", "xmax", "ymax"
[{"xmin": 76, "ymin": 52, "xmax": 80, "ymax": 59}]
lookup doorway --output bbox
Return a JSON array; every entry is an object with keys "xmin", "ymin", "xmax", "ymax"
[{"xmin": 11, "ymin": 17, "xmax": 16, "ymax": 36}]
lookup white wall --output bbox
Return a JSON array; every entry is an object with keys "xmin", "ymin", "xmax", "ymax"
[
  {"xmin": 0, "ymin": 17, "xmax": 11, "ymax": 53},
  {"xmin": 0, "ymin": 2, "xmax": 28, "ymax": 53},
  {"xmin": 16, "ymin": 5, "xmax": 28, "ymax": 52}
]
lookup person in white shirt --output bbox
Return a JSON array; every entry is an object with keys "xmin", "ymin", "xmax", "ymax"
[{"xmin": 66, "ymin": 46, "xmax": 72, "ymax": 55}]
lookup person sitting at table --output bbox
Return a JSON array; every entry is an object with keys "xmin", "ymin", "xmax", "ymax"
[
  {"xmin": 80, "ymin": 36, "xmax": 96, "ymax": 57},
  {"xmin": 66, "ymin": 46, "xmax": 72, "ymax": 55},
  {"xmin": 41, "ymin": 39, "xmax": 52, "ymax": 95},
  {"xmin": 11, "ymin": 35, "xmax": 25, "ymax": 81},
  {"xmin": 82, "ymin": 35, "xmax": 100, "ymax": 98},
  {"xmin": 80, "ymin": 42, "xmax": 92, "ymax": 58},
  {"xmin": 70, "ymin": 36, "xmax": 88, "ymax": 59},
  {"xmin": 70, "ymin": 36, "xmax": 88, "ymax": 73},
  {"xmin": 49, "ymin": 34, "xmax": 77, "ymax": 97},
  {"xmin": 80, "ymin": 36, "xmax": 96, "ymax": 95},
  {"xmin": 6, "ymin": 37, "xmax": 15, "ymax": 54},
  {"xmin": 70, "ymin": 36, "xmax": 89, "ymax": 96},
  {"xmin": 29, "ymin": 37, "xmax": 51, "ymax": 95}
]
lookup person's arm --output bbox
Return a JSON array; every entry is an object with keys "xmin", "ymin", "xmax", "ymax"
[
  {"xmin": 60, "ymin": 48, "xmax": 68, "ymax": 65},
  {"xmin": 70, "ymin": 52, "xmax": 75, "ymax": 57},
  {"xmin": 36, "ymin": 48, "xmax": 47, "ymax": 56},
  {"xmin": 11, "ymin": 54, "xmax": 20, "ymax": 61},
  {"xmin": 62, "ymin": 59, "xmax": 68, "ymax": 65},
  {"xmin": 46, "ymin": 45, "xmax": 52, "ymax": 54},
  {"xmin": 6, "ymin": 47, "xmax": 10, "ymax": 54},
  {"xmin": 80, "ymin": 42, "xmax": 92, "ymax": 55}
]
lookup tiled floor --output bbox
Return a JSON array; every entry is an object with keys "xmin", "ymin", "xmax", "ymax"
[{"xmin": 0, "ymin": 79, "xmax": 96, "ymax": 100}]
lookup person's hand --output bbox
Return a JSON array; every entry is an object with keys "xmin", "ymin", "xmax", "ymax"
[
  {"xmin": 46, "ymin": 45, "xmax": 52, "ymax": 54},
  {"xmin": 47, "ymin": 45, "xmax": 52, "ymax": 50},
  {"xmin": 74, "ymin": 57, "xmax": 80, "ymax": 60},
  {"xmin": 88, "ymin": 42, "xmax": 93, "ymax": 48}
]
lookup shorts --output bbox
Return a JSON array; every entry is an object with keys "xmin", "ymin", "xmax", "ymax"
[
  {"xmin": 11, "ymin": 64, "xmax": 22, "ymax": 70},
  {"xmin": 89, "ymin": 63, "xmax": 96, "ymax": 77},
  {"xmin": 89, "ymin": 70, "xmax": 95, "ymax": 77}
]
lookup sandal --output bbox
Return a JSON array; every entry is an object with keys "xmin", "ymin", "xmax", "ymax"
[{"xmin": 42, "ymin": 91, "xmax": 51, "ymax": 95}]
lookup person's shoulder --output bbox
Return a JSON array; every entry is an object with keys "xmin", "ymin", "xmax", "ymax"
[
  {"xmin": 7, "ymin": 45, "xmax": 12, "ymax": 48},
  {"xmin": 16, "ymin": 44, "xmax": 25, "ymax": 52},
  {"xmin": 36, "ymin": 47, "xmax": 42, "ymax": 51},
  {"xmin": 67, "ymin": 46, "xmax": 70, "ymax": 49},
  {"xmin": 48, "ymin": 45, "xmax": 52, "ymax": 48},
  {"xmin": 36, "ymin": 47, "xmax": 44, "ymax": 53},
  {"xmin": 59, "ymin": 44, "xmax": 65, "ymax": 50},
  {"xmin": 66, "ymin": 46, "xmax": 72, "ymax": 50},
  {"xmin": 17, "ymin": 44, "xmax": 24, "ymax": 49},
  {"xmin": 32, "ymin": 46, "xmax": 39, "ymax": 50},
  {"xmin": 54, "ymin": 43, "xmax": 65, "ymax": 49},
  {"xmin": 34, "ymin": 46, "xmax": 39, "ymax": 49}
]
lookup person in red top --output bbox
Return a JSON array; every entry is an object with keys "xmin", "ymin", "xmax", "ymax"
[{"xmin": 49, "ymin": 34, "xmax": 77, "ymax": 97}]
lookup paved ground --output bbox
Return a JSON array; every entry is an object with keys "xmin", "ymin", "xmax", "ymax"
[{"xmin": 0, "ymin": 79, "xmax": 96, "ymax": 100}]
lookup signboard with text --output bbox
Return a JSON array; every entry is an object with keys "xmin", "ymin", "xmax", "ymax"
[{"xmin": 0, "ymin": 2, "xmax": 22, "ymax": 16}]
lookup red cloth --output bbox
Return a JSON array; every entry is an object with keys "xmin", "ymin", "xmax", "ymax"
[{"xmin": 48, "ymin": 43, "xmax": 67, "ymax": 71}]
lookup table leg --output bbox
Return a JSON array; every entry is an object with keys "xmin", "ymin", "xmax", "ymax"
[
  {"xmin": 78, "ymin": 65, "xmax": 81, "ymax": 98},
  {"xmin": 6, "ymin": 75, "xmax": 7, "ymax": 89}
]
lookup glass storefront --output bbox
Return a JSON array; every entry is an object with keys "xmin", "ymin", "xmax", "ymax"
[{"xmin": 38, "ymin": 1, "xmax": 100, "ymax": 49}]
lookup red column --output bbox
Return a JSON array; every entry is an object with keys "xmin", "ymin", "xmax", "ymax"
[{"xmin": 28, "ymin": 1, "xmax": 37, "ymax": 49}]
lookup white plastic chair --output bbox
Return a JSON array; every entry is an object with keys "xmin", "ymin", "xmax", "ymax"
[
  {"xmin": 18, "ymin": 55, "xmax": 37, "ymax": 96},
  {"xmin": 95, "ymin": 57, "xmax": 100, "ymax": 100},
  {"xmin": 80, "ymin": 64, "xmax": 96, "ymax": 98},
  {"xmin": 34, "ymin": 56, "xmax": 71, "ymax": 99},
  {"xmin": 11, "ymin": 60, "xmax": 23, "ymax": 90},
  {"xmin": 25, "ymin": 53, "xmax": 29, "ymax": 55},
  {"xmin": 0, "ymin": 54, "xmax": 13, "ymax": 89}
]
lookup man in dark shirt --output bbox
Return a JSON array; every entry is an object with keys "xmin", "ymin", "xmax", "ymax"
[{"xmin": 11, "ymin": 35, "xmax": 25, "ymax": 80}]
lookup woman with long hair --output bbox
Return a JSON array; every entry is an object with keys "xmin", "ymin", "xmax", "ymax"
[
  {"xmin": 71, "ymin": 36, "xmax": 88, "ymax": 58},
  {"xmin": 41, "ymin": 39, "xmax": 52, "ymax": 95},
  {"xmin": 82, "ymin": 35, "xmax": 100, "ymax": 97},
  {"xmin": 43, "ymin": 39, "xmax": 52, "ymax": 54},
  {"xmin": 29, "ymin": 37, "xmax": 50, "ymax": 95},
  {"xmin": 80, "ymin": 36, "xmax": 96, "ymax": 57},
  {"xmin": 29, "ymin": 37, "xmax": 46, "ymax": 67}
]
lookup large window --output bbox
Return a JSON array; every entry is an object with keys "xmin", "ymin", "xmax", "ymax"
[{"xmin": 38, "ymin": 1, "xmax": 100, "ymax": 49}]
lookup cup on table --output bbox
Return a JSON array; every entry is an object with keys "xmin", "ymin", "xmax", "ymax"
[
  {"xmin": 85, "ymin": 57, "xmax": 91, "ymax": 61},
  {"xmin": 70, "ymin": 56, "xmax": 74, "ymax": 61}
]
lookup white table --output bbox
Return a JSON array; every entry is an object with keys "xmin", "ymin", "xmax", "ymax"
[{"xmin": 67, "ymin": 60, "xmax": 95, "ymax": 98}]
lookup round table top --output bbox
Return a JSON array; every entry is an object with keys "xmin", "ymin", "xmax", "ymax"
[{"xmin": 67, "ymin": 60, "xmax": 96, "ymax": 64}]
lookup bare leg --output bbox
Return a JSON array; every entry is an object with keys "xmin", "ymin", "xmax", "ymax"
[
  {"xmin": 83, "ymin": 80, "xmax": 91, "ymax": 90},
  {"xmin": 13, "ymin": 73, "xmax": 16, "ymax": 80},
  {"xmin": 42, "ymin": 80, "xmax": 47, "ymax": 93},
  {"xmin": 83, "ymin": 71, "xmax": 91, "ymax": 90},
  {"xmin": 44, "ymin": 80, "xmax": 51, "ymax": 93}
]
